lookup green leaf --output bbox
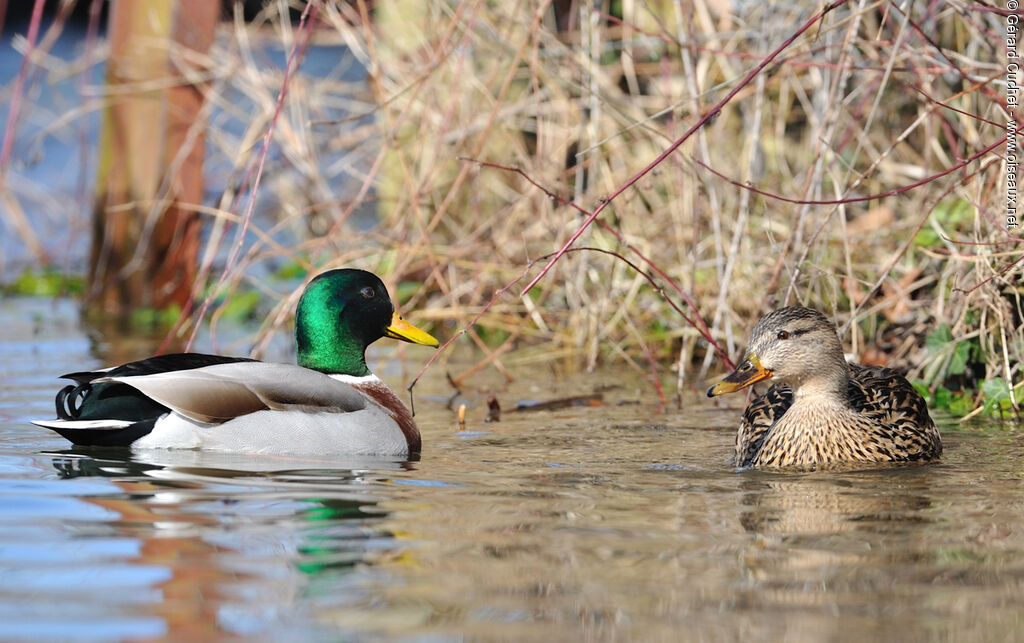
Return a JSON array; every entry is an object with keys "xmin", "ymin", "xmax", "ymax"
[
  {"xmin": 220, "ymin": 290, "xmax": 262, "ymax": 321},
  {"xmin": 925, "ymin": 325, "xmax": 977, "ymax": 377},
  {"xmin": 914, "ymin": 228, "xmax": 941, "ymax": 248},
  {"xmin": 981, "ymin": 378, "xmax": 1011, "ymax": 415},
  {"xmin": 474, "ymin": 325, "xmax": 510, "ymax": 346},
  {"xmin": 917, "ymin": 200, "xmax": 972, "ymax": 247},
  {"xmin": 981, "ymin": 377, "xmax": 1010, "ymax": 399},
  {"xmin": 912, "ymin": 380, "xmax": 931, "ymax": 402},
  {"xmin": 394, "ymin": 281, "xmax": 423, "ymax": 306},
  {"xmin": 6, "ymin": 269, "xmax": 84, "ymax": 296},
  {"xmin": 934, "ymin": 198, "xmax": 973, "ymax": 226},
  {"xmin": 273, "ymin": 260, "xmax": 308, "ymax": 280},
  {"xmin": 129, "ymin": 303, "xmax": 182, "ymax": 328},
  {"xmin": 947, "ymin": 393, "xmax": 974, "ymax": 416},
  {"xmin": 947, "ymin": 340, "xmax": 972, "ymax": 375},
  {"xmin": 925, "ymin": 325, "xmax": 952, "ymax": 354}
]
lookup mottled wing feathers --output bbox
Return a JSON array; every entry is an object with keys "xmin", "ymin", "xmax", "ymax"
[
  {"xmin": 845, "ymin": 364, "xmax": 941, "ymax": 460},
  {"xmin": 735, "ymin": 384, "xmax": 792, "ymax": 467}
]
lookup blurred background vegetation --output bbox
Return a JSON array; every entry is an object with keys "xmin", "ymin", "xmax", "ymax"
[{"xmin": 0, "ymin": 0, "xmax": 1019, "ymax": 417}]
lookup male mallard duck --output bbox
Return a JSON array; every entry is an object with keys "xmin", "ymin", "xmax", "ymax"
[
  {"xmin": 707, "ymin": 306, "xmax": 941, "ymax": 468},
  {"xmin": 32, "ymin": 269, "xmax": 439, "ymax": 456}
]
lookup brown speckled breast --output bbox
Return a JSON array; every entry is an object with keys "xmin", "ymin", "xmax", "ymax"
[{"xmin": 734, "ymin": 364, "xmax": 941, "ymax": 469}]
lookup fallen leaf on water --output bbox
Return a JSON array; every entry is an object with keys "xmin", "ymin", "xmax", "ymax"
[{"xmin": 513, "ymin": 394, "xmax": 604, "ymax": 412}]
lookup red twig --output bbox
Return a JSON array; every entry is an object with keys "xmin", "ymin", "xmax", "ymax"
[
  {"xmin": 892, "ymin": 2, "xmax": 1006, "ymax": 113},
  {"xmin": 908, "ymin": 73, "xmax": 1003, "ymax": 129},
  {"xmin": 954, "ymin": 254, "xmax": 1024, "ymax": 295},
  {"xmin": 519, "ymin": 0, "xmax": 850, "ymax": 297},
  {"xmin": 185, "ymin": 0, "xmax": 321, "ymax": 350},
  {"xmin": 408, "ymin": 246, "xmax": 718, "ymax": 393},
  {"xmin": 694, "ymin": 137, "xmax": 1005, "ymax": 206},
  {"xmin": 963, "ymin": 4, "xmax": 1019, "ymax": 16},
  {"xmin": 0, "ymin": 0, "xmax": 46, "ymax": 188},
  {"xmin": 595, "ymin": 8, "xmax": 948, "ymax": 75},
  {"xmin": 841, "ymin": 160, "xmax": 1000, "ymax": 333},
  {"xmin": 68, "ymin": 0, "xmax": 105, "ymax": 272},
  {"xmin": 461, "ymin": 157, "xmax": 733, "ymax": 367}
]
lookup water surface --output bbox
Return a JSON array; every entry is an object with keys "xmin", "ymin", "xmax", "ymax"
[{"xmin": 1, "ymin": 297, "xmax": 1022, "ymax": 641}]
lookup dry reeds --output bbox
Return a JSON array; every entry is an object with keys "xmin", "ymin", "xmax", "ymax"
[{"xmin": 1, "ymin": 0, "xmax": 1019, "ymax": 413}]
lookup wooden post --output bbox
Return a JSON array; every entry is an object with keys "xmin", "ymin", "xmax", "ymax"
[{"xmin": 88, "ymin": 0, "xmax": 219, "ymax": 316}]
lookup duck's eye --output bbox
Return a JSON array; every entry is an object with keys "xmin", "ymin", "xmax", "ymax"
[
  {"xmin": 777, "ymin": 330, "xmax": 790, "ymax": 340},
  {"xmin": 360, "ymin": 287, "xmax": 375, "ymax": 299},
  {"xmin": 739, "ymin": 360, "xmax": 752, "ymax": 372}
]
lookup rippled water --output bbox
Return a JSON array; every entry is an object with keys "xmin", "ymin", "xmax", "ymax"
[{"xmin": 1, "ymin": 297, "xmax": 1023, "ymax": 641}]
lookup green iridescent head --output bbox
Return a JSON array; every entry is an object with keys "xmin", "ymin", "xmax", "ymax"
[{"xmin": 295, "ymin": 269, "xmax": 438, "ymax": 376}]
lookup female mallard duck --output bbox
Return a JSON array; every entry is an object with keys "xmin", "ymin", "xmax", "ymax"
[
  {"xmin": 707, "ymin": 306, "xmax": 941, "ymax": 468},
  {"xmin": 32, "ymin": 269, "xmax": 438, "ymax": 456}
]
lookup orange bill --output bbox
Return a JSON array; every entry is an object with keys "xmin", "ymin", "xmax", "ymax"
[
  {"xmin": 706, "ymin": 354, "xmax": 773, "ymax": 397},
  {"xmin": 384, "ymin": 312, "xmax": 439, "ymax": 347}
]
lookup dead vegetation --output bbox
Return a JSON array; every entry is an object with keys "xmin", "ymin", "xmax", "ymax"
[{"xmin": 1, "ymin": 0, "xmax": 1019, "ymax": 415}]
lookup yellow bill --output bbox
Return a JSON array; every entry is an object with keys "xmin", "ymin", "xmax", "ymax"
[
  {"xmin": 384, "ymin": 312, "xmax": 439, "ymax": 347},
  {"xmin": 706, "ymin": 354, "xmax": 773, "ymax": 397}
]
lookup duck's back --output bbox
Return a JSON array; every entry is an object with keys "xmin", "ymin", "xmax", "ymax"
[{"xmin": 843, "ymin": 364, "xmax": 941, "ymax": 460}]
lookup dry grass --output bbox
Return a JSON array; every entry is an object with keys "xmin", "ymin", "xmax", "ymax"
[{"xmin": 1, "ymin": 0, "xmax": 1019, "ymax": 412}]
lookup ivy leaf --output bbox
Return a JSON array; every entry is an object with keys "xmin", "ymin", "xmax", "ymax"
[
  {"xmin": 925, "ymin": 325, "xmax": 952, "ymax": 355},
  {"xmin": 947, "ymin": 340, "xmax": 972, "ymax": 376},
  {"xmin": 981, "ymin": 378, "xmax": 1011, "ymax": 415},
  {"xmin": 925, "ymin": 325, "xmax": 975, "ymax": 377}
]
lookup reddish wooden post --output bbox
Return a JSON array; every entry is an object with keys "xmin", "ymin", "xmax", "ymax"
[{"xmin": 89, "ymin": 0, "xmax": 219, "ymax": 316}]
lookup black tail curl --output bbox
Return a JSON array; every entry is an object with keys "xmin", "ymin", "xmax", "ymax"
[
  {"xmin": 39, "ymin": 352, "xmax": 259, "ymax": 447},
  {"xmin": 56, "ymin": 384, "xmax": 90, "ymax": 420}
]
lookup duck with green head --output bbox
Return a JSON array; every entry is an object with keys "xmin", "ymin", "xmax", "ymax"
[
  {"xmin": 32, "ymin": 269, "xmax": 439, "ymax": 456},
  {"xmin": 707, "ymin": 306, "xmax": 942, "ymax": 469}
]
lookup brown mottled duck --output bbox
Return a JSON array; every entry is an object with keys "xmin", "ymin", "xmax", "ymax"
[{"xmin": 707, "ymin": 306, "xmax": 941, "ymax": 469}]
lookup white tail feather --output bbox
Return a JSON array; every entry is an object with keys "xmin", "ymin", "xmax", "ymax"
[{"xmin": 31, "ymin": 419, "xmax": 134, "ymax": 431}]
